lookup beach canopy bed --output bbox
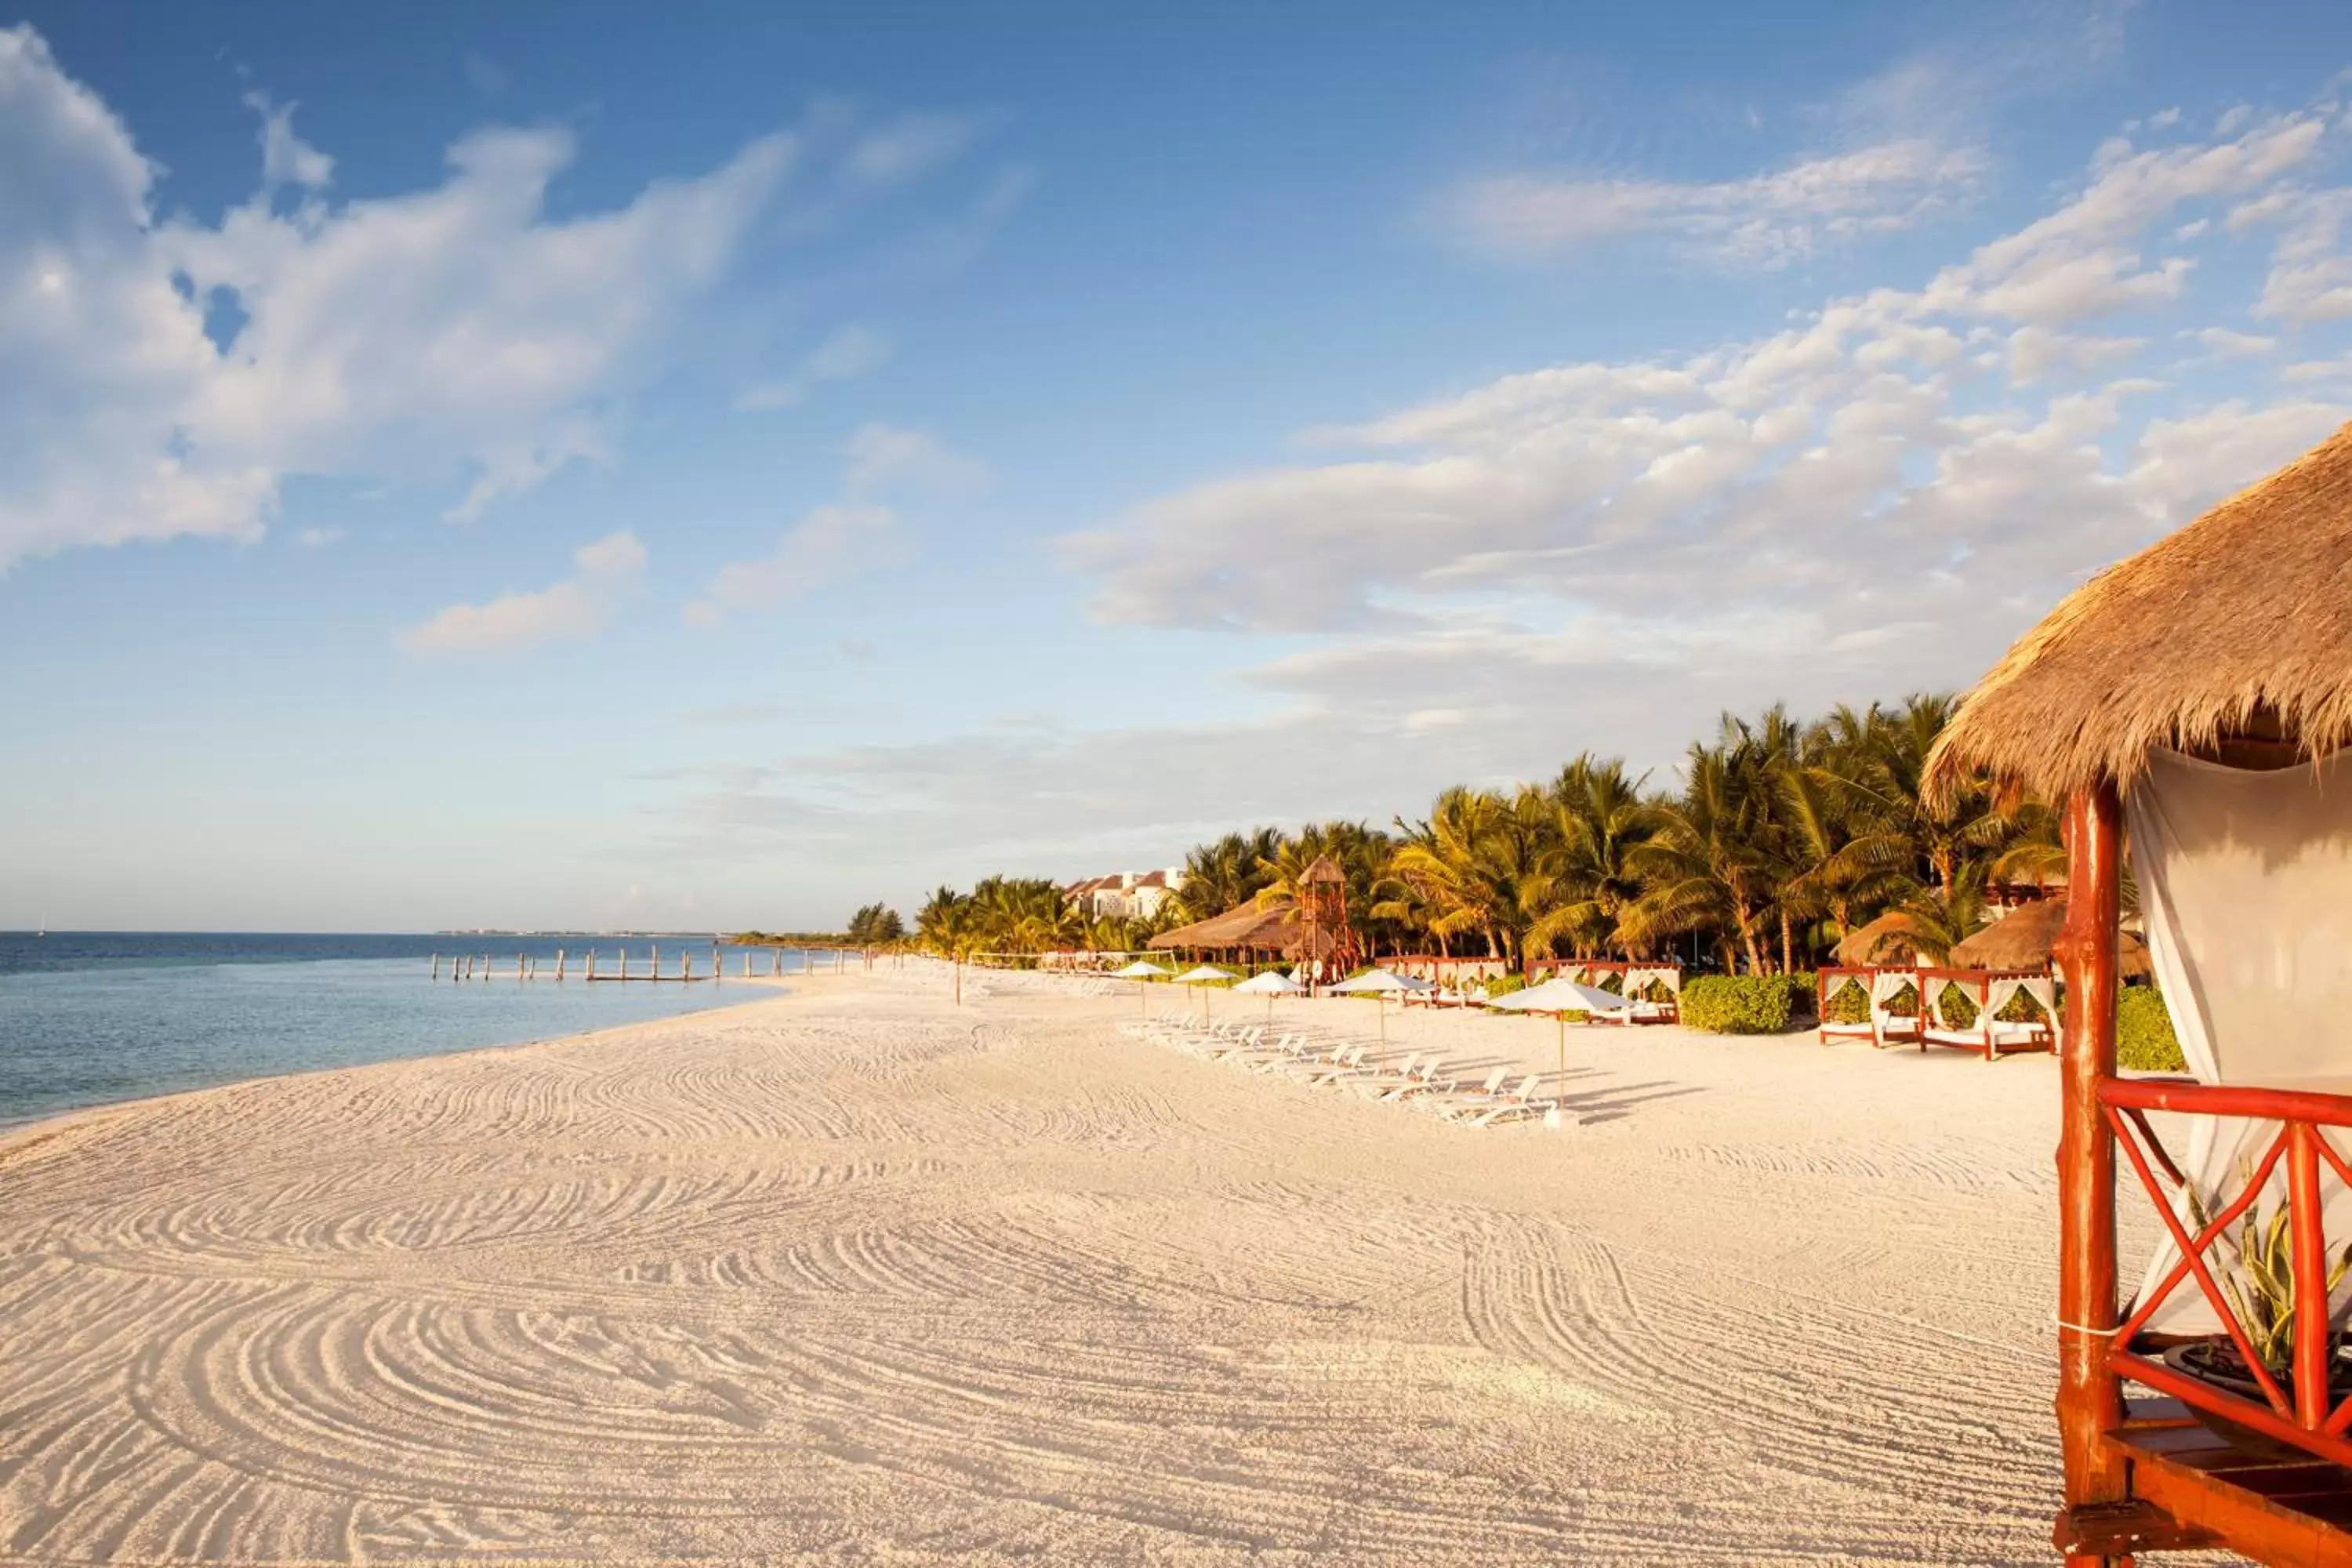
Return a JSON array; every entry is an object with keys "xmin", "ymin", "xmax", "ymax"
[
  {"xmin": 1926, "ymin": 420, "xmax": 2352, "ymax": 1565},
  {"xmin": 1816, "ymin": 965, "xmax": 1926, "ymax": 1048},
  {"xmin": 1911, "ymin": 966, "xmax": 2056, "ymax": 1061}
]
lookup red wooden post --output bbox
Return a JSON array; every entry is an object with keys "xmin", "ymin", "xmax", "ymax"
[
  {"xmin": 2291, "ymin": 1122, "xmax": 2331, "ymax": 1429},
  {"xmin": 2055, "ymin": 783, "xmax": 2129, "ymax": 1536}
]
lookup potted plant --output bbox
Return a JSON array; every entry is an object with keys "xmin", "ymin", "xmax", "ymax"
[{"xmin": 2159, "ymin": 1181, "xmax": 2352, "ymax": 1457}]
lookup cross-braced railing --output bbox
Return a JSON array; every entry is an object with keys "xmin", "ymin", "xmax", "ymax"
[{"xmin": 2103, "ymin": 1076, "xmax": 2352, "ymax": 1464}]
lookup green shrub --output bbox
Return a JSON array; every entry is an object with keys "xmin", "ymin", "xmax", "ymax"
[
  {"xmin": 2118, "ymin": 985, "xmax": 2186, "ymax": 1072},
  {"xmin": 1821, "ymin": 975, "xmax": 1871, "ymax": 1025},
  {"xmin": 1484, "ymin": 973, "xmax": 1528, "ymax": 997},
  {"xmin": 1996, "ymin": 986, "xmax": 2049, "ymax": 1024},
  {"xmin": 1595, "ymin": 971, "xmax": 1624, "ymax": 994},
  {"xmin": 1936, "ymin": 981, "xmax": 1979, "ymax": 1029},
  {"xmin": 1681, "ymin": 974, "xmax": 1813, "ymax": 1034}
]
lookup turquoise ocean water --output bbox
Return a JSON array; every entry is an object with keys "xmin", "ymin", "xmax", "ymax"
[{"xmin": 0, "ymin": 932, "xmax": 808, "ymax": 1131}]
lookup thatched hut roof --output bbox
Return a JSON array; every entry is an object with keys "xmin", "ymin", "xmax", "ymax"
[
  {"xmin": 1926, "ymin": 419, "xmax": 2352, "ymax": 803},
  {"xmin": 1834, "ymin": 912, "xmax": 1924, "ymax": 967},
  {"xmin": 1947, "ymin": 898, "xmax": 2152, "ymax": 978},
  {"xmin": 1301, "ymin": 854, "xmax": 1345, "ymax": 885},
  {"xmin": 1148, "ymin": 899, "xmax": 1338, "ymax": 959}
]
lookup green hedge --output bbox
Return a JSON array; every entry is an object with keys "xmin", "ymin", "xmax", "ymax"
[
  {"xmin": 1484, "ymin": 973, "xmax": 1528, "ymax": 997},
  {"xmin": 2118, "ymin": 985, "xmax": 2186, "ymax": 1072},
  {"xmin": 1682, "ymin": 974, "xmax": 1816, "ymax": 1034},
  {"xmin": 1821, "ymin": 975, "xmax": 1871, "ymax": 1025}
]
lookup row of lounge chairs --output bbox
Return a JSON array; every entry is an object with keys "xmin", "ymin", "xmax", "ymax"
[{"xmin": 1120, "ymin": 1009, "xmax": 1562, "ymax": 1127}]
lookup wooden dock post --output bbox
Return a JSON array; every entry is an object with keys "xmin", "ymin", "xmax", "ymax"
[
  {"xmin": 557, "ymin": 948, "xmax": 566, "ymax": 981},
  {"xmin": 771, "ymin": 947, "xmax": 781, "ymax": 977},
  {"xmin": 652, "ymin": 942, "xmax": 659, "ymax": 982},
  {"xmin": 517, "ymin": 953, "xmax": 526, "ymax": 982},
  {"xmin": 431, "ymin": 953, "xmax": 440, "ymax": 981},
  {"xmin": 619, "ymin": 947, "xmax": 627, "ymax": 982},
  {"xmin": 587, "ymin": 948, "xmax": 597, "ymax": 981},
  {"xmin": 683, "ymin": 950, "xmax": 693, "ymax": 982}
]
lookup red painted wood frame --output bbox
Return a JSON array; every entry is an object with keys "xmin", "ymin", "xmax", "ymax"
[
  {"xmin": 2053, "ymin": 783, "xmax": 2352, "ymax": 1565},
  {"xmin": 2101, "ymin": 1076, "xmax": 2352, "ymax": 1465}
]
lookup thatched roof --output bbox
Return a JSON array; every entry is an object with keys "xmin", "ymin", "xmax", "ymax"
[
  {"xmin": 1301, "ymin": 854, "xmax": 1345, "ymax": 885},
  {"xmin": 1926, "ymin": 419, "xmax": 2352, "ymax": 803},
  {"xmin": 1148, "ymin": 899, "xmax": 1338, "ymax": 958},
  {"xmin": 1834, "ymin": 912, "xmax": 1924, "ymax": 967},
  {"xmin": 1947, "ymin": 898, "xmax": 2153, "ymax": 978}
]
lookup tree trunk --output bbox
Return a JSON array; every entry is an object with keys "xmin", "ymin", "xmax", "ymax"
[{"xmin": 1779, "ymin": 909, "xmax": 1793, "ymax": 975}]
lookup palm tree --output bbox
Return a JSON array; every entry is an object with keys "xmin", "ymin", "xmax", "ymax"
[
  {"xmin": 1526, "ymin": 754, "xmax": 1657, "ymax": 959},
  {"xmin": 1621, "ymin": 740, "xmax": 1780, "ymax": 972},
  {"xmin": 1171, "ymin": 828, "xmax": 1284, "ymax": 920},
  {"xmin": 1833, "ymin": 695, "xmax": 2022, "ymax": 891},
  {"xmin": 1885, "ymin": 862, "xmax": 1991, "ymax": 964},
  {"xmin": 1385, "ymin": 787, "xmax": 1549, "ymax": 964}
]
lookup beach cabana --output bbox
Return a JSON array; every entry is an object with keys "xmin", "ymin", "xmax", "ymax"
[
  {"xmin": 1814, "ymin": 966, "xmax": 1924, "ymax": 1048},
  {"xmin": 1926, "ymin": 420, "xmax": 2352, "ymax": 1563},
  {"xmin": 1911, "ymin": 965, "xmax": 2056, "ymax": 1061}
]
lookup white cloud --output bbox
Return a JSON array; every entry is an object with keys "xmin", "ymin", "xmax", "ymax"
[
  {"xmin": 686, "ymin": 504, "xmax": 898, "ymax": 624},
  {"xmin": 685, "ymin": 423, "xmax": 980, "ymax": 624},
  {"xmin": 842, "ymin": 423, "xmax": 987, "ymax": 497},
  {"xmin": 1445, "ymin": 139, "xmax": 1984, "ymax": 267},
  {"xmin": 735, "ymin": 322, "xmax": 891, "ymax": 412},
  {"xmin": 844, "ymin": 114, "xmax": 976, "ymax": 187},
  {"xmin": 2184, "ymin": 326, "xmax": 2278, "ymax": 358},
  {"xmin": 2251, "ymin": 190, "xmax": 2352, "ymax": 323},
  {"xmin": 399, "ymin": 529, "xmax": 645, "ymax": 656},
  {"xmin": 0, "ymin": 24, "xmax": 794, "ymax": 571},
  {"xmin": 293, "ymin": 524, "xmax": 342, "ymax": 547},
  {"xmin": 1067, "ymin": 96, "xmax": 2352, "ymax": 637},
  {"xmin": 244, "ymin": 92, "xmax": 332, "ymax": 191}
]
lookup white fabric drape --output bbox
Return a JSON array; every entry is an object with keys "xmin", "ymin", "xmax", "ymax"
[
  {"xmin": 1624, "ymin": 964, "xmax": 1680, "ymax": 999},
  {"xmin": 2125, "ymin": 748, "xmax": 2352, "ymax": 1334},
  {"xmin": 1868, "ymin": 968, "xmax": 1917, "ymax": 1040},
  {"xmin": 1984, "ymin": 975, "xmax": 2027, "ymax": 1023}
]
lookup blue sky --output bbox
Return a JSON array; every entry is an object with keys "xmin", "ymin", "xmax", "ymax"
[{"xmin": 6, "ymin": 0, "xmax": 2352, "ymax": 932}]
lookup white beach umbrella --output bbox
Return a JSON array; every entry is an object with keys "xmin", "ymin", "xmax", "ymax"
[
  {"xmin": 1328, "ymin": 967, "xmax": 1430, "ymax": 1042},
  {"xmin": 1232, "ymin": 968, "xmax": 1304, "ymax": 1019},
  {"xmin": 1173, "ymin": 964, "xmax": 1236, "ymax": 1021},
  {"xmin": 1111, "ymin": 959, "xmax": 1174, "ymax": 1013},
  {"xmin": 1488, "ymin": 977, "xmax": 1628, "ymax": 1114}
]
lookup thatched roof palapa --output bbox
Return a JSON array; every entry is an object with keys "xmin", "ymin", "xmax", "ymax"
[
  {"xmin": 1947, "ymin": 899, "xmax": 2153, "ymax": 978},
  {"xmin": 1927, "ymin": 420, "xmax": 2352, "ymax": 802},
  {"xmin": 1833, "ymin": 912, "xmax": 1924, "ymax": 967},
  {"xmin": 1148, "ymin": 899, "xmax": 1339, "ymax": 959}
]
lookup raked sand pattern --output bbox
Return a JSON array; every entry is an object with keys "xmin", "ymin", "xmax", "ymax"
[{"xmin": 0, "ymin": 969, "xmax": 2211, "ymax": 1563}]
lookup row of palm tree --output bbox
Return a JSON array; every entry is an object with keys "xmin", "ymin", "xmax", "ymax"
[{"xmin": 911, "ymin": 695, "xmax": 2058, "ymax": 975}]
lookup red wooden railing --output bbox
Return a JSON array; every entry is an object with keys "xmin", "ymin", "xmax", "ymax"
[{"xmin": 2103, "ymin": 1075, "xmax": 2352, "ymax": 1465}]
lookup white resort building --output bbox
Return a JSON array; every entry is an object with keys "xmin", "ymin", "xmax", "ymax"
[{"xmin": 1064, "ymin": 867, "xmax": 1187, "ymax": 922}]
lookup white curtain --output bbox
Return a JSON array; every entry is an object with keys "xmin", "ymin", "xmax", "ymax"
[
  {"xmin": 1625, "ymin": 964, "xmax": 1680, "ymax": 999},
  {"xmin": 2125, "ymin": 748, "xmax": 2352, "ymax": 1334},
  {"xmin": 1869, "ymin": 968, "xmax": 1918, "ymax": 1040}
]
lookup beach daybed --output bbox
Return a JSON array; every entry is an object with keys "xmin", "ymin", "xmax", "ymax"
[
  {"xmin": 1913, "ymin": 967, "xmax": 2056, "ymax": 1061},
  {"xmin": 1926, "ymin": 419, "xmax": 2352, "ymax": 1564},
  {"xmin": 1815, "ymin": 967, "xmax": 1880, "ymax": 1046}
]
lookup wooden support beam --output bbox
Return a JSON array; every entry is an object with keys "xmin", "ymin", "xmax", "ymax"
[{"xmin": 2055, "ymin": 782, "xmax": 2129, "ymax": 1530}]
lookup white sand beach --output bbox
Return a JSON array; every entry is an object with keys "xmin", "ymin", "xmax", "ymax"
[{"xmin": 0, "ymin": 967, "xmax": 2181, "ymax": 1563}]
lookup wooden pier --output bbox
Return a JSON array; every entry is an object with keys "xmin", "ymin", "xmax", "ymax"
[{"xmin": 427, "ymin": 942, "xmax": 840, "ymax": 984}]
